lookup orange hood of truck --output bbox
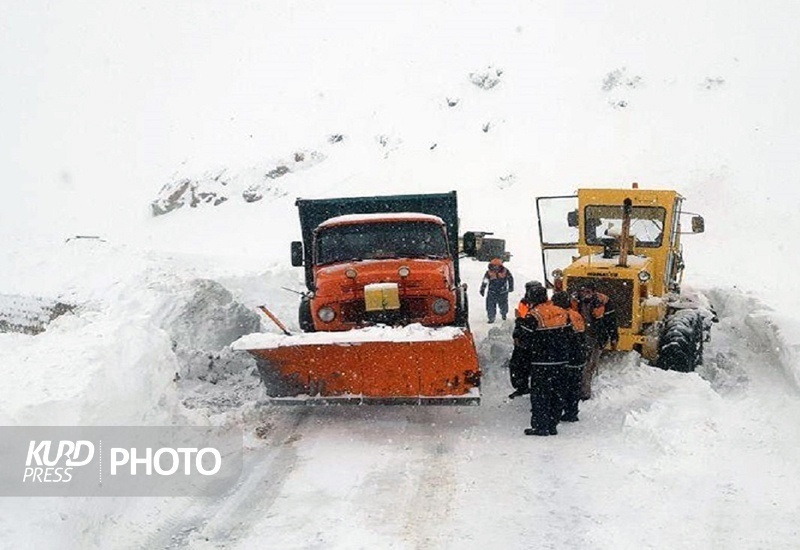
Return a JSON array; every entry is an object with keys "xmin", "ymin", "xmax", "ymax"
[{"xmin": 313, "ymin": 258, "xmax": 454, "ymax": 296}]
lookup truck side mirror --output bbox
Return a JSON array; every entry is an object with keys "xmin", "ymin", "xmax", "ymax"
[
  {"xmin": 567, "ymin": 210, "xmax": 579, "ymax": 227},
  {"xmin": 462, "ymin": 232, "xmax": 477, "ymax": 257},
  {"xmin": 691, "ymin": 216, "xmax": 705, "ymax": 233},
  {"xmin": 291, "ymin": 241, "xmax": 304, "ymax": 266}
]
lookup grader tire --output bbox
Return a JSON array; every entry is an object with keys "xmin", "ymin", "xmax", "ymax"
[{"xmin": 657, "ymin": 310, "xmax": 704, "ymax": 372}]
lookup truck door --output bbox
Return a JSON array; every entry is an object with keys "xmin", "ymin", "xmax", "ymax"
[{"xmin": 536, "ymin": 195, "xmax": 579, "ymax": 288}]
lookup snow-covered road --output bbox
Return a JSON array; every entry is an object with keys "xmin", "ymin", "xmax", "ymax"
[
  {"xmin": 144, "ymin": 289, "xmax": 800, "ymax": 549},
  {"xmin": 2, "ymin": 246, "xmax": 800, "ymax": 549}
]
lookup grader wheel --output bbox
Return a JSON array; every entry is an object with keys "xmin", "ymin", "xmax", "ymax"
[{"xmin": 657, "ymin": 309, "xmax": 704, "ymax": 372}]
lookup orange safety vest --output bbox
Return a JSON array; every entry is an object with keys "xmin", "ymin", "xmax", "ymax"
[
  {"xmin": 529, "ymin": 301, "xmax": 569, "ymax": 330},
  {"xmin": 571, "ymin": 292, "xmax": 610, "ymax": 320},
  {"xmin": 566, "ymin": 308, "xmax": 585, "ymax": 332},
  {"xmin": 515, "ymin": 300, "xmax": 531, "ymax": 319}
]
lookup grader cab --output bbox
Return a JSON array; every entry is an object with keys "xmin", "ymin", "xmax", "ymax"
[{"xmin": 536, "ymin": 183, "xmax": 712, "ymax": 371}]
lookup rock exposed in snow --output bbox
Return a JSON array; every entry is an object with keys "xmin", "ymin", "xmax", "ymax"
[
  {"xmin": 602, "ymin": 67, "xmax": 644, "ymax": 91},
  {"xmin": 151, "ymin": 172, "xmax": 230, "ymax": 216},
  {"xmin": 469, "ymin": 66, "xmax": 503, "ymax": 90},
  {"xmin": 0, "ymin": 294, "xmax": 75, "ymax": 335},
  {"xmin": 242, "ymin": 150, "xmax": 326, "ymax": 203}
]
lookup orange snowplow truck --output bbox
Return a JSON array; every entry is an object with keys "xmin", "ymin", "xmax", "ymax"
[{"xmin": 242, "ymin": 191, "xmax": 481, "ymax": 404}]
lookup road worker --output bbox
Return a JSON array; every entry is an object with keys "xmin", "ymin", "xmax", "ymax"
[
  {"xmin": 551, "ymin": 290, "xmax": 587, "ymax": 422},
  {"xmin": 571, "ymin": 281, "xmax": 618, "ymax": 400},
  {"xmin": 513, "ymin": 283, "xmax": 571, "ymax": 436},
  {"xmin": 479, "ymin": 257, "xmax": 514, "ymax": 323},
  {"xmin": 507, "ymin": 281, "xmax": 543, "ymax": 399}
]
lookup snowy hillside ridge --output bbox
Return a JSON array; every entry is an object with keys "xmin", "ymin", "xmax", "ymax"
[
  {"xmin": 151, "ymin": 139, "xmax": 338, "ymax": 216},
  {"xmin": 232, "ymin": 323, "xmax": 467, "ymax": 349},
  {"xmin": 0, "ymin": 294, "xmax": 74, "ymax": 335}
]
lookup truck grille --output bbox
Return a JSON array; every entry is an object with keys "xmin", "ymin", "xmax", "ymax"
[
  {"xmin": 566, "ymin": 277, "xmax": 634, "ymax": 328},
  {"xmin": 340, "ymin": 297, "xmax": 429, "ymax": 324}
]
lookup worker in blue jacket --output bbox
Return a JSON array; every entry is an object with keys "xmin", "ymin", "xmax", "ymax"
[{"xmin": 479, "ymin": 258, "xmax": 514, "ymax": 323}]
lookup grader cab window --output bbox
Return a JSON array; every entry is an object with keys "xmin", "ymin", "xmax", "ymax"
[{"xmin": 584, "ymin": 205, "xmax": 667, "ymax": 248}]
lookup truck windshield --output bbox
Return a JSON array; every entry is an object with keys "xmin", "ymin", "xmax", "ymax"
[
  {"xmin": 315, "ymin": 221, "xmax": 449, "ymax": 264},
  {"xmin": 585, "ymin": 205, "xmax": 667, "ymax": 248}
]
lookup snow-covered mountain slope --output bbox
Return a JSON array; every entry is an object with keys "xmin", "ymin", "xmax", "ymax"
[{"xmin": 3, "ymin": 0, "xmax": 800, "ymax": 547}]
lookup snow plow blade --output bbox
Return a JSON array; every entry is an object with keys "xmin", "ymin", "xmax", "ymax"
[{"xmin": 233, "ymin": 326, "xmax": 481, "ymax": 405}]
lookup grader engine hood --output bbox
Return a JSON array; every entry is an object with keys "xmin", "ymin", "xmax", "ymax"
[{"xmin": 563, "ymin": 254, "xmax": 655, "ymax": 330}]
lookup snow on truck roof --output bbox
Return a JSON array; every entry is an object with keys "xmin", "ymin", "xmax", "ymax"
[{"xmin": 318, "ymin": 212, "xmax": 445, "ymax": 228}]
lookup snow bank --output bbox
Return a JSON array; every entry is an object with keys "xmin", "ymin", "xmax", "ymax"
[
  {"xmin": 703, "ymin": 287, "xmax": 800, "ymax": 393},
  {"xmin": 232, "ymin": 323, "xmax": 467, "ymax": 350},
  {"xmin": 0, "ymin": 240, "xmax": 270, "ymax": 426}
]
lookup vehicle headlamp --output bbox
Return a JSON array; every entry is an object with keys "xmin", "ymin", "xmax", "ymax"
[
  {"xmin": 432, "ymin": 298, "xmax": 451, "ymax": 315},
  {"xmin": 638, "ymin": 271, "xmax": 651, "ymax": 283},
  {"xmin": 318, "ymin": 307, "xmax": 336, "ymax": 322}
]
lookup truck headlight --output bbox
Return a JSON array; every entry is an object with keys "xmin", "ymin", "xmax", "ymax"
[
  {"xmin": 345, "ymin": 268, "xmax": 358, "ymax": 279},
  {"xmin": 638, "ymin": 271, "xmax": 651, "ymax": 283},
  {"xmin": 432, "ymin": 298, "xmax": 451, "ymax": 315},
  {"xmin": 398, "ymin": 266, "xmax": 411, "ymax": 278},
  {"xmin": 552, "ymin": 269, "xmax": 563, "ymax": 278},
  {"xmin": 318, "ymin": 307, "xmax": 336, "ymax": 322}
]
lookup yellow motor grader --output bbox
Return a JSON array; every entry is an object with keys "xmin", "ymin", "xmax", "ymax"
[{"xmin": 536, "ymin": 183, "xmax": 712, "ymax": 371}]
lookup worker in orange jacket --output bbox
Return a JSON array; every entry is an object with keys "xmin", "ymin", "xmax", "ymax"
[
  {"xmin": 552, "ymin": 291, "xmax": 587, "ymax": 421},
  {"xmin": 508, "ymin": 281, "xmax": 542, "ymax": 398},
  {"xmin": 513, "ymin": 283, "xmax": 572, "ymax": 436},
  {"xmin": 571, "ymin": 281, "xmax": 618, "ymax": 400}
]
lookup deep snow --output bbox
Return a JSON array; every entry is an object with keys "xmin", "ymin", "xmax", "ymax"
[{"xmin": 3, "ymin": 0, "xmax": 800, "ymax": 548}]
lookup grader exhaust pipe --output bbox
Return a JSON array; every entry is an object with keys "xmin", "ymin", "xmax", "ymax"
[{"xmin": 618, "ymin": 198, "xmax": 633, "ymax": 268}]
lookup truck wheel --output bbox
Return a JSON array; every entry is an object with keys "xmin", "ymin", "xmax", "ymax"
[
  {"xmin": 299, "ymin": 299, "xmax": 315, "ymax": 333},
  {"xmin": 455, "ymin": 287, "xmax": 469, "ymax": 328},
  {"xmin": 657, "ymin": 310, "xmax": 703, "ymax": 372}
]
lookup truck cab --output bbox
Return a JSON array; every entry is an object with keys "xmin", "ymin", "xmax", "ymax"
[{"xmin": 291, "ymin": 192, "xmax": 468, "ymax": 333}]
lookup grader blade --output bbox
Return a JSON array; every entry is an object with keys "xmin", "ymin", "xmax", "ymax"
[{"xmin": 237, "ymin": 328, "xmax": 481, "ymax": 405}]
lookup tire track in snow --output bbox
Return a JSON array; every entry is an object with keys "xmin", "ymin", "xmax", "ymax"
[
  {"xmin": 401, "ymin": 410, "xmax": 458, "ymax": 549},
  {"xmin": 143, "ymin": 408, "xmax": 309, "ymax": 549}
]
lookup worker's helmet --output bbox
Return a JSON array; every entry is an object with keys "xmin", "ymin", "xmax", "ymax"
[
  {"xmin": 551, "ymin": 291, "xmax": 570, "ymax": 309},
  {"xmin": 524, "ymin": 281, "xmax": 546, "ymax": 304},
  {"xmin": 580, "ymin": 280, "xmax": 597, "ymax": 292},
  {"xmin": 528, "ymin": 284, "xmax": 548, "ymax": 306}
]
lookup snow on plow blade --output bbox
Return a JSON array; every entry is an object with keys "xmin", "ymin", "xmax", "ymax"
[{"xmin": 232, "ymin": 325, "xmax": 481, "ymax": 405}]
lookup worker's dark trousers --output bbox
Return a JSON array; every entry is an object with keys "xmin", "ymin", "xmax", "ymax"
[
  {"xmin": 529, "ymin": 363, "xmax": 564, "ymax": 432},
  {"xmin": 508, "ymin": 346, "xmax": 529, "ymax": 393},
  {"xmin": 581, "ymin": 345, "xmax": 602, "ymax": 399},
  {"xmin": 559, "ymin": 363, "xmax": 585, "ymax": 420},
  {"xmin": 486, "ymin": 291, "xmax": 509, "ymax": 322}
]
